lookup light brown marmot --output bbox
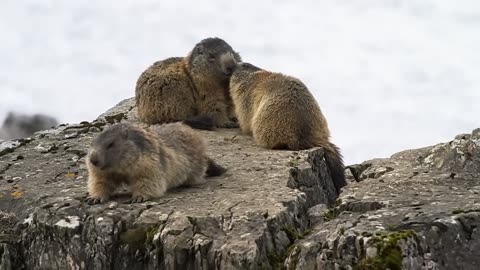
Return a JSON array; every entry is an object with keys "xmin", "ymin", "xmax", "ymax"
[
  {"xmin": 85, "ymin": 122, "xmax": 225, "ymax": 204},
  {"xmin": 229, "ymin": 62, "xmax": 347, "ymax": 193},
  {"xmin": 135, "ymin": 37, "xmax": 241, "ymax": 130}
]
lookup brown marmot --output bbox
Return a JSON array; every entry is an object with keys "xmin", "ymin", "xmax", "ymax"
[
  {"xmin": 85, "ymin": 122, "xmax": 225, "ymax": 204},
  {"xmin": 229, "ymin": 62, "xmax": 347, "ymax": 193},
  {"xmin": 135, "ymin": 37, "xmax": 241, "ymax": 130}
]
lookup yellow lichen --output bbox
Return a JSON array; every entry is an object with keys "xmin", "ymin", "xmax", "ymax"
[
  {"xmin": 11, "ymin": 191, "xmax": 23, "ymax": 198},
  {"xmin": 64, "ymin": 172, "xmax": 76, "ymax": 179}
]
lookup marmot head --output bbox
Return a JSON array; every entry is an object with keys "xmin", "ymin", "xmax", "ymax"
[
  {"xmin": 187, "ymin": 37, "xmax": 242, "ymax": 81},
  {"xmin": 229, "ymin": 62, "xmax": 263, "ymax": 90},
  {"xmin": 87, "ymin": 123, "xmax": 152, "ymax": 173}
]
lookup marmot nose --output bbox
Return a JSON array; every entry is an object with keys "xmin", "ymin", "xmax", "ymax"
[{"xmin": 221, "ymin": 52, "xmax": 237, "ymax": 75}]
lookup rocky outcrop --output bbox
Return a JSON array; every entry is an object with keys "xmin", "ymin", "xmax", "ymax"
[
  {"xmin": 0, "ymin": 98, "xmax": 339, "ymax": 270},
  {"xmin": 1, "ymin": 98, "xmax": 479, "ymax": 270},
  {"xmin": 286, "ymin": 128, "xmax": 480, "ymax": 270}
]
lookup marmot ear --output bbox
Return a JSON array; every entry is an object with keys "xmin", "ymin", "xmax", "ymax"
[{"xmin": 195, "ymin": 45, "xmax": 204, "ymax": 55}]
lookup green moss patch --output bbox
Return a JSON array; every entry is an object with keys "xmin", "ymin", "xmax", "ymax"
[
  {"xmin": 282, "ymin": 225, "xmax": 312, "ymax": 241},
  {"xmin": 324, "ymin": 207, "xmax": 340, "ymax": 221},
  {"xmin": 323, "ymin": 199, "xmax": 344, "ymax": 221},
  {"xmin": 266, "ymin": 226, "xmax": 312, "ymax": 269},
  {"xmin": 335, "ymin": 199, "xmax": 343, "ymax": 207},
  {"xmin": 267, "ymin": 250, "xmax": 288, "ymax": 270},
  {"xmin": 356, "ymin": 230, "xmax": 417, "ymax": 270},
  {"xmin": 288, "ymin": 158, "xmax": 301, "ymax": 167}
]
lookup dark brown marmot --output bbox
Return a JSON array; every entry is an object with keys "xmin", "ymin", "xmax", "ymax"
[
  {"xmin": 229, "ymin": 63, "xmax": 347, "ymax": 193},
  {"xmin": 85, "ymin": 122, "xmax": 225, "ymax": 204},
  {"xmin": 135, "ymin": 37, "xmax": 241, "ymax": 130}
]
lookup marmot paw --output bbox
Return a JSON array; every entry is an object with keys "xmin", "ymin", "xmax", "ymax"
[
  {"xmin": 128, "ymin": 195, "xmax": 150, "ymax": 204},
  {"xmin": 85, "ymin": 196, "xmax": 106, "ymax": 205}
]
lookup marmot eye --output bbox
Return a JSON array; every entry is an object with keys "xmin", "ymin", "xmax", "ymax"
[{"xmin": 107, "ymin": 142, "xmax": 114, "ymax": 149}]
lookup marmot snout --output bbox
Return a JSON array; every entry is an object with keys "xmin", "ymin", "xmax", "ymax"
[
  {"xmin": 219, "ymin": 52, "xmax": 237, "ymax": 76},
  {"xmin": 229, "ymin": 63, "xmax": 347, "ymax": 193},
  {"xmin": 85, "ymin": 122, "xmax": 226, "ymax": 204}
]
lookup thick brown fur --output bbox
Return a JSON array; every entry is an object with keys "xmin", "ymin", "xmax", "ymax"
[
  {"xmin": 85, "ymin": 122, "xmax": 225, "ymax": 204},
  {"xmin": 229, "ymin": 63, "xmax": 347, "ymax": 193},
  {"xmin": 135, "ymin": 37, "xmax": 242, "ymax": 129}
]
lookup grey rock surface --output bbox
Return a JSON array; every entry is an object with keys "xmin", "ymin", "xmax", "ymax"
[
  {"xmin": 0, "ymin": 98, "xmax": 339, "ymax": 270},
  {"xmin": 286, "ymin": 128, "xmax": 480, "ymax": 270},
  {"xmin": 2, "ymin": 98, "xmax": 479, "ymax": 270}
]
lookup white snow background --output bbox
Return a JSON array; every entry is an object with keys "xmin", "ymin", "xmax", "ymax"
[{"xmin": 1, "ymin": 0, "xmax": 479, "ymax": 164}]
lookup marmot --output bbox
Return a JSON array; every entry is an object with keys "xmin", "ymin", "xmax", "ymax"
[
  {"xmin": 229, "ymin": 63, "xmax": 347, "ymax": 193},
  {"xmin": 85, "ymin": 122, "xmax": 226, "ymax": 204},
  {"xmin": 135, "ymin": 37, "xmax": 241, "ymax": 130},
  {"xmin": 0, "ymin": 112, "xmax": 58, "ymax": 140}
]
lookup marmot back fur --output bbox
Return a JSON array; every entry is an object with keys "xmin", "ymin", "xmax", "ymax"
[
  {"xmin": 135, "ymin": 37, "xmax": 241, "ymax": 129},
  {"xmin": 229, "ymin": 63, "xmax": 347, "ymax": 193},
  {"xmin": 85, "ymin": 122, "xmax": 225, "ymax": 204}
]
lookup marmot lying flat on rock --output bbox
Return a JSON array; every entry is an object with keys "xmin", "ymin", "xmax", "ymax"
[
  {"xmin": 85, "ymin": 122, "xmax": 225, "ymax": 204},
  {"xmin": 229, "ymin": 62, "xmax": 347, "ymax": 193},
  {"xmin": 135, "ymin": 37, "xmax": 241, "ymax": 130}
]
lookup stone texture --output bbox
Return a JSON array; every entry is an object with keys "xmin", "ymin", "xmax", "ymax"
[
  {"xmin": 286, "ymin": 128, "xmax": 480, "ymax": 270},
  {"xmin": 2, "ymin": 97, "xmax": 479, "ymax": 270},
  {"xmin": 0, "ymin": 98, "xmax": 339, "ymax": 270}
]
